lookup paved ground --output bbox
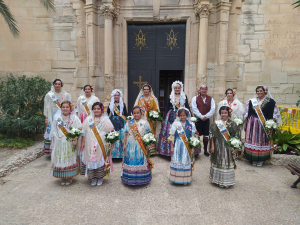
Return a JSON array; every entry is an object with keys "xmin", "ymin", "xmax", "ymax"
[{"xmin": 0, "ymin": 152, "xmax": 299, "ymax": 225}]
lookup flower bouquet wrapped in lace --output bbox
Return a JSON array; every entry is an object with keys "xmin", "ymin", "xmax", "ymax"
[
  {"xmin": 105, "ymin": 131, "xmax": 120, "ymax": 156},
  {"xmin": 126, "ymin": 115, "xmax": 133, "ymax": 121},
  {"xmin": 66, "ymin": 127, "xmax": 82, "ymax": 151},
  {"xmin": 188, "ymin": 136, "xmax": 201, "ymax": 150},
  {"xmin": 264, "ymin": 119, "xmax": 278, "ymax": 130},
  {"xmin": 226, "ymin": 136, "xmax": 243, "ymax": 169},
  {"xmin": 233, "ymin": 118, "xmax": 244, "ymax": 127},
  {"xmin": 190, "ymin": 117, "xmax": 199, "ymax": 123},
  {"xmin": 142, "ymin": 132, "xmax": 157, "ymax": 157},
  {"xmin": 147, "ymin": 110, "xmax": 164, "ymax": 122}
]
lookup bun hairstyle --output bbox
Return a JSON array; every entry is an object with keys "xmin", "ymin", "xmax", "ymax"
[
  {"xmin": 177, "ymin": 108, "xmax": 189, "ymax": 116},
  {"xmin": 256, "ymin": 85, "xmax": 268, "ymax": 94},
  {"xmin": 219, "ymin": 106, "xmax": 230, "ymax": 115},
  {"xmin": 53, "ymin": 79, "xmax": 63, "ymax": 87},
  {"xmin": 92, "ymin": 102, "xmax": 104, "ymax": 111},
  {"xmin": 132, "ymin": 105, "xmax": 143, "ymax": 114},
  {"xmin": 225, "ymin": 88, "xmax": 235, "ymax": 96},
  {"xmin": 142, "ymin": 84, "xmax": 151, "ymax": 91},
  {"xmin": 83, "ymin": 85, "xmax": 93, "ymax": 92}
]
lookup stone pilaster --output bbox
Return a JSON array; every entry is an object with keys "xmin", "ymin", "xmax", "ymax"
[
  {"xmin": 195, "ymin": 1, "xmax": 213, "ymax": 88},
  {"xmin": 100, "ymin": 3, "xmax": 118, "ymax": 104}
]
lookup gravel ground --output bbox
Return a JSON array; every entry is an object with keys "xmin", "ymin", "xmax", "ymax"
[{"xmin": 0, "ymin": 152, "xmax": 299, "ymax": 225}]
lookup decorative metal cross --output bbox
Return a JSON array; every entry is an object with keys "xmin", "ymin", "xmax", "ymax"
[{"xmin": 133, "ymin": 76, "xmax": 147, "ymax": 90}]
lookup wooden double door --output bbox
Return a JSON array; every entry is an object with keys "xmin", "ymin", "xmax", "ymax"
[{"xmin": 127, "ymin": 23, "xmax": 186, "ymax": 112}]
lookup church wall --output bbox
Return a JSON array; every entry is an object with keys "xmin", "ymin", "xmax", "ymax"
[
  {"xmin": 227, "ymin": 0, "xmax": 300, "ymax": 106},
  {"xmin": 0, "ymin": 0, "xmax": 299, "ymax": 108},
  {"xmin": 0, "ymin": 0, "xmax": 87, "ymax": 102}
]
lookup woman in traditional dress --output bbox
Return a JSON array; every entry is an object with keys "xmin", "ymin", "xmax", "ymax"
[
  {"xmin": 107, "ymin": 89, "xmax": 128, "ymax": 158},
  {"xmin": 50, "ymin": 101, "xmax": 82, "ymax": 185},
  {"xmin": 76, "ymin": 85, "xmax": 100, "ymax": 123},
  {"xmin": 80, "ymin": 102, "xmax": 114, "ymax": 186},
  {"xmin": 216, "ymin": 88, "xmax": 243, "ymax": 120},
  {"xmin": 157, "ymin": 81, "xmax": 191, "ymax": 156},
  {"xmin": 44, "ymin": 79, "xmax": 71, "ymax": 155},
  {"xmin": 169, "ymin": 107, "xmax": 196, "ymax": 185},
  {"xmin": 243, "ymin": 85, "xmax": 281, "ymax": 167},
  {"xmin": 122, "ymin": 106, "xmax": 153, "ymax": 185},
  {"xmin": 210, "ymin": 106, "xmax": 238, "ymax": 188},
  {"xmin": 134, "ymin": 84, "xmax": 161, "ymax": 154}
]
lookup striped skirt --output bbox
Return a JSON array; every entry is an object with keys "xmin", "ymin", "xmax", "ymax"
[
  {"xmin": 210, "ymin": 164, "xmax": 235, "ymax": 187},
  {"xmin": 44, "ymin": 139, "xmax": 51, "ymax": 155},
  {"xmin": 53, "ymin": 163, "xmax": 79, "ymax": 179},
  {"xmin": 80, "ymin": 162, "xmax": 106, "ymax": 180},
  {"xmin": 169, "ymin": 163, "xmax": 192, "ymax": 185},
  {"xmin": 121, "ymin": 165, "xmax": 152, "ymax": 185},
  {"xmin": 244, "ymin": 116, "xmax": 271, "ymax": 161}
]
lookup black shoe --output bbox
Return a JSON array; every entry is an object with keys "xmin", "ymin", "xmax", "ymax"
[{"xmin": 204, "ymin": 152, "xmax": 210, "ymax": 157}]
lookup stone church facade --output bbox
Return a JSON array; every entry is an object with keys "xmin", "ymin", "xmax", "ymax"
[{"xmin": 0, "ymin": 0, "xmax": 299, "ymax": 108}]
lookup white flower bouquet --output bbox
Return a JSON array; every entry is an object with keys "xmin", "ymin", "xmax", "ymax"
[
  {"xmin": 233, "ymin": 118, "xmax": 244, "ymax": 127},
  {"xmin": 126, "ymin": 115, "xmax": 134, "ymax": 121},
  {"xmin": 142, "ymin": 132, "xmax": 157, "ymax": 157},
  {"xmin": 105, "ymin": 131, "xmax": 120, "ymax": 156},
  {"xmin": 147, "ymin": 110, "xmax": 164, "ymax": 122},
  {"xmin": 190, "ymin": 117, "xmax": 199, "ymax": 123},
  {"xmin": 226, "ymin": 136, "xmax": 243, "ymax": 169},
  {"xmin": 66, "ymin": 127, "xmax": 82, "ymax": 151},
  {"xmin": 264, "ymin": 119, "xmax": 277, "ymax": 130},
  {"xmin": 188, "ymin": 136, "xmax": 201, "ymax": 149}
]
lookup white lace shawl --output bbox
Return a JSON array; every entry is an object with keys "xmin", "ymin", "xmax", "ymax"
[
  {"xmin": 170, "ymin": 80, "xmax": 187, "ymax": 110},
  {"xmin": 109, "ymin": 89, "xmax": 124, "ymax": 116}
]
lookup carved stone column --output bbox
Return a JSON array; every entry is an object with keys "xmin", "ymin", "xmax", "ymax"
[
  {"xmin": 100, "ymin": 4, "xmax": 118, "ymax": 105},
  {"xmin": 195, "ymin": 1, "xmax": 213, "ymax": 87},
  {"xmin": 84, "ymin": 0, "xmax": 98, "ymax": 81}
]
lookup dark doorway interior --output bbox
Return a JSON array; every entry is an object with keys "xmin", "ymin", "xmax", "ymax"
[{"xmin": 159, "ymin": 70, "xmax": 183, "ymax": 118}]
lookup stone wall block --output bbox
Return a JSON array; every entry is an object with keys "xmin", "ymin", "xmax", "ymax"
[
  {"xmin": 271, "ymin": 72, "xmax": 287, "ymax": 83},
  {"xmin": 282, "ymin": 61, "xmax": 300, "ymax": 72},
  {"xmin": 40, "ymin": 51, "xmax": 58, "ymax": 61},
  {"xmin": 268, "ymin": 84, "xmax": 294, "ymax": 94},
  {"xmin": 245, "ymin": 62, "xmax": 261, "ymax": 72},
  {"xmin": 260, "ymin": 71, "xmax": 271, "ymax": 83},
  {"xmin": 250, "ymin": 52, "xmax": 265, "ymax": 61},
  {"xmin": 283, "ymin": 94, "xmax": 299, "ymax": 104},
  {"xmin": 57, "ymin": 72, "xmax": 74, "ymax": 83},
  {"xmin": 262, "ymin": 60, "xmax": 282, "ymax": 71},
  {"xmin": 242, "ymin": 4, "xmax": 258, "ymax": 14},
  {"xmin": 280, "ymin": 4, "xmax": 294, "ymax": 14},
  {"xmin": 244, "ymin": 15, "xmax": 264, "ymax": 25},
  {"xmin": 39, "ymin": 72, "xmax": 57, "ymax": 81},
  {"xmin": 58, "ymin": 51, "xmax": 75, "ymax": 61},
  {"xmin": 246, "ymin": 40, "xmax": 259, "ymax": 49},
  {"xmin": 76, "ymin": 77, "xmax": 88, "ymax": 88},
  {"xmin": 53, "ymin": 31, "xmax": 71, "ymax": 41},
  {"xmin": 244, "ymin": 72, "xmax": 260, "ymax": 82},
  {"xmin": 51, "ymin": 61, "xmax": 76, "ymax": 69},
  {"xmin": 258, "ymin": 4, "xmax": 279, "ymax": 14},
  {"xmin": 238, "ymin": 45, "xmax": 250, "ymax": 56},
  {"xmin": 288, "ymin": 74, "xmax": 300, "ymax": 83}
]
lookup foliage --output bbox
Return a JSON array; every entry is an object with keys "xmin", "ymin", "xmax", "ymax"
[
  {"xmin": 293, "ymin": 1, "xmax": 300, "ymax": 8},
  {"xmin": 0, "ymin": 134, "xmax": 35, "ymax": 149},
  {"xmin": 0, "ymin": 0, "xmax": 55, "ymax": 38},
  {"xmin": 0, "ymin": 74, "xmax": 51, "ymax": 137},
  {"xmin": 296, "ymin": 90, "xmax": 300, "ymax": 107},
  {"xmin": 272, "ymin": 129, "xmax": 300, "ymax": 155}
]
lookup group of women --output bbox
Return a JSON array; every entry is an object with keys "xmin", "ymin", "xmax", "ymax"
[{"xmin": 44, "ymin": 78, "xmax": 281, "ymax": 188}]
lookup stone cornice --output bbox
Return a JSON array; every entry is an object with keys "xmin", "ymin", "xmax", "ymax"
[{"xmin": 100, "ymin": 4, "xmax": 118, "ymax": 20}]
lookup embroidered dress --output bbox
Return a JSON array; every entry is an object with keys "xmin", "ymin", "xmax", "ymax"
[
  {"xmin": 216, "ymin": 99, "xmax": 244, "ymax": 120},
  {"xmin": 157, "ymin": 95, "xmax": 190, "ymax": 156},
  {"xmin": 51, "ymin": 114, "xmax": 81, "ymax": 179},
  {"xmin": 44, "ymin": 90, "xmax": 71, "ymax": 155},
  {"xmin": 209, "ymin": 119, "xmax": 238, "ymax": 187},
  {"xmin": 122, "ymin": 119, "xmax": 152, "ymax": 185},
  {"xmin": 76, "ymin": 95, "xmax": 100, "ymax": 123},
  {"xmin": 169, "ymin": 121, "xmax": 196, "ymax": 185},
  {"xmin": 80, "ymin": 114, "xmax": 114, "ymax": 180},
  {"xmin": 107, "ymin": 103, "xmax": 128, "ymax": 158},
  {"xmin": 243, "ymin": 96, "xmax": 280, "ymax": 162}
]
